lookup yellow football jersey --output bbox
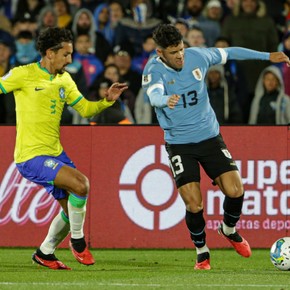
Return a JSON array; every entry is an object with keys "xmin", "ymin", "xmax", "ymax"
[{"xmin": 0, "ymin": 62, "xmax": 85, "ymax": 162}]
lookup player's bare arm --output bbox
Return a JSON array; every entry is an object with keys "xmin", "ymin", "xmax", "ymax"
[
  {"xmin": 269, "ymin": 52, "xmax": 290, "ymax": 66},
  {"xmin": 105, "ymin": 82, "xmax": 128, "ymax": 101},
  {"xmin": 167, "ymin": 94, "xmax": 180, "ymax": 109}
]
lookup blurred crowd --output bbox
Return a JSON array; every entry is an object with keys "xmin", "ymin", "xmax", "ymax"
[{"xmin": 0, "ymin": 0, "xmax": 289, "ymax": 125}]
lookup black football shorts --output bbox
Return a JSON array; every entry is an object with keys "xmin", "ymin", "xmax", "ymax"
[{"xmin": 165, "ymin": 134, "xmax": 239, "ymax": 188}]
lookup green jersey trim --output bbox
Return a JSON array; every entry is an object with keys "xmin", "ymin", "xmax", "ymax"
[
  {"xmin": 0, "ymin": 83, "xmax": 7, "ymax": 94},
  {"xmin": 70, "ymin": 96, "xmax": 83, "ymax": 107}
]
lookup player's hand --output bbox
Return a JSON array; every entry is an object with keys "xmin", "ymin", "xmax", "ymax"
[
  {"xmin": 167, "ymin": 94, "xmax": 180, "ymax": 109},
  {"xmin": 105, "ymin": 82, "xmax": 128, "ymax": 101},
  {"xmin": 269, "ymin": 52, "xmax": 290, "ymax": 66}
]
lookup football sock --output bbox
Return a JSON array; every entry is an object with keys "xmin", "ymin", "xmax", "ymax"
[
  {"xmin": 196, "ymin": 251, "xmax": 210, "ymax": 263},
  {"xmin": 70, "ymin": 237, "xmax": 86, "ymax": 253},
  {"xmin": 196, "ymin": 245, "xmax": 210, "ymax": 255},
  {"xmin": 223, "ymin": 194, "xmax": 244, "ymax": 228},
  {"xmin": 185, "ymin": 210, "xmax": 206, "ymax": 248},
  {"xmin": 39, "ymin": 211, "xmax": 70, "ymax": 255},
  {"xmin": 221, "ymin": 222, "xmax": 235, "ymax": 236},
  {"xmin": 68, "ymin": 193, "xmax": 87, "ymax": 239}
]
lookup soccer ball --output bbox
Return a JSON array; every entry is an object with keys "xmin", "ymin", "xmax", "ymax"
[{"xmin": 270, "ymin": 237, "xmax": 290, "ymax": 271}]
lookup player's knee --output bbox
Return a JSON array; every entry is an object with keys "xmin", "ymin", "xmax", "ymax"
[
  {"xmin": 225, "ymin": 183, "xmax": 244, "ymax": 198},
  {"xmin": 75, "ymin": 175, "xmax": 90, "ymax": 196},
  {"xmin": 185, "ymin": 200, "xmax": 203, "ymax": 213}
]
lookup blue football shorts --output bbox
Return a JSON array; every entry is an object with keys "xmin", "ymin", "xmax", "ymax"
[{"xmin": 16, "ymin": 151, "xmax": 76, "ymax": 200}]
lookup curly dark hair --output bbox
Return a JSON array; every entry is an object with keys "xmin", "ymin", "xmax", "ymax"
[
  {"xmin": 152, "ymin": 24, "xmax": 183, "ymax": 49},
  {"xmin": 36, "ymin": 27, "xmax": 73, "ymax": 56}
]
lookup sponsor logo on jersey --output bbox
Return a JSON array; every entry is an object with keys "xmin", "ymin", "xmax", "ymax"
[{"xmin": 35, "ymin": 87, "xmax": 44, "ymax": 91}]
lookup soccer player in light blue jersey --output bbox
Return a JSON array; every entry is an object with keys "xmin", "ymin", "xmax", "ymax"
[
  {"xmin": 0, "ymin": 27, "xmax": 128, "ymax": 270},
  {"xmin": 142, "ymin": 24, "xmax": 290, "ymax": 270}
]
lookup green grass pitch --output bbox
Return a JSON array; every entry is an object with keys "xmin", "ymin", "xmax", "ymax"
[{"xmin": 0, "ymin": 248, "xmax": 289, "ymax": 290}]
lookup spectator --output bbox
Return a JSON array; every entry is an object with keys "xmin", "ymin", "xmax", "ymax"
[
  {"xmin": 262, "ymin": 0, "xmax": 285, "ymax": 40},
  {"xmin": 0, "ymin": 39, "xmax": 15, "ymax": 124},
  {"xmin": 12, "ymin": 15, "xmax": 38, "ymax": 37},
  {"xmin": 221, "ymin": 0, "xmax": 279, "ymax": 120},
  {"xmin": 206, "ymin": 64, "xmax": 243, "ymax": 124},
  {"xmin": 109, "ymin": 0, "xmax": 126, "ymax": 41},
  {"xmin": 67, "ymin": 0, "xmax": 83, "ymax": 16},
  {"xmin": 53, "ymin": 0, "xmax": 73, "ymax": 29},
  {"xmin": 89, "ymin": 77, "xmax": 133, "ymax": 124},
  {"xmin": 71, "ymin": 8, "xmax": 112, "ymax": 62},
  {"xmin": 73, "ymin": 33, "xmax": 104, "ymax": 87},
  {"xmin": 91, "ymin": 63, "xmax": 135, "ymax": 123},
  {"xmin": 13, "ymin": 0, "xmax": 46, "ymax": 24},
  {"xmin": 93, "ymin": 3, "xmax": 114, "ymax": 45},
  {"xmin": 182, "ymin": 0, "xmax": 221, "ymax": 47},
  {"xmin": 37, "ymin": 5, "xmax": 58, "ymax": 35},
  {"xmin": 186, "ymin": 26, "xmax": 207, "ymax": 47},
  {"xmin": 113, "ymin": 44, "xmax": 142, "ymax": 118},
  {"xmin": 203, "ymin": 0, "xmax": 223, "ymax": 24},
  {"xmin": 114, "ymin": 0, "xmax": 161, "ymax": 57},
  {"xmin": 14, "ymin": 30, "xmax": 40, "ymax": 66},
  {"xmin": 249, "ymin": 65, "xmax": 290, "ymax": 125},
  {"xmin": 214, "ymin": 36, "xmax": 249, "ymax": 122},
  {"xmin": 174, "ymin": 18, "xmax": 190, "ymax": 38},
  {"xmin": 156, "ymin": 0, "xmax": 186, "ymax": 22},
  {"xmin": 131, "ymin": 34, "xmax": 156, "ymax": 74}
]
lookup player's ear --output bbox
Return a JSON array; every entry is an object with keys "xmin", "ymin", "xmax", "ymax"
[
  {"xmin": 46, "ymin": 49, "xmax": 53, "ymax": 59},
  {"xmin": 156, "ymin": 47, "xmax": 163, "ymax": 57}
]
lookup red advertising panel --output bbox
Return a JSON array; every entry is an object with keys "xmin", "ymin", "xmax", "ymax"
[{"xmin": 0, "ymin": 126, "xmax": 289, "ymax": 249}]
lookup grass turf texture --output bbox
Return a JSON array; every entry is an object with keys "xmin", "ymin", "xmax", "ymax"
[{"xmin": 0, "ymin": 248, "xmax": 289, "ymax": 290}]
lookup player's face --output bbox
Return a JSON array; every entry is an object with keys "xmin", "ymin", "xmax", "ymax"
[
  {"xmin": 50, "ymin": 42, "xmax": 73, "ymax": 74},
  {"xmin": 157, "ymin": 42, "xmax": 185, "ymax": 70}
]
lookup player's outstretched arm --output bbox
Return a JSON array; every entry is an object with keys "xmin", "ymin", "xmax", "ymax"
[
  {"xmin": 105, "ymin": 82, "xmax": 128, "ymax": 101},
  {"xmin": 269, "ymin": 52, "xmax": 290, "ymax": 66}
]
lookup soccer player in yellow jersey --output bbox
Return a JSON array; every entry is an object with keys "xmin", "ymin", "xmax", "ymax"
[{"xmin": 0, "ymin": 27, "xmax": 128, "ymax": 270}]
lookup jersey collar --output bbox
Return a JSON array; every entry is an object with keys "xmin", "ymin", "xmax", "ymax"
[{"xmin": 37, "ymin": 62, "xmax": 56, "ymax": 81}]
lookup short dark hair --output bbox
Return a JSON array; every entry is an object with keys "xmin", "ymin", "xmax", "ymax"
[
  {"xmin": 36, "ymin": 27, "xmax": 73, "ymax": 56},
  {"xmin": 152, "ymin": 24, "xmax": 183, "ymax": 49}
]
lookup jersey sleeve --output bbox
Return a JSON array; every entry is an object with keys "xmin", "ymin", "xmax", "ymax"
[
  {"xmin": 0, "ymin": 66, "xmax": 27, "ymax": 94},
  {"xmin": 224, "ymin": 47, "xmax": 270, "ymax": 61},
  {"xmin": 63, "ymin": 72, "xmax": 83, "ymax": 105},
  {"xmin": 142, "ymin": 64, "xmax": 169, "ymax": 108},
  {"xmin": 63, "ymin": 72, "xmax": 114, "ymax": 118},
  {"xmin": 189, "ymin": 47, "xmax": 228, "ymax": 67}
]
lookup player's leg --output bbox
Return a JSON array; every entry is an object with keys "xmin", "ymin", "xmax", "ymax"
[
  {"xmin": 202, "ymin": 134, "xmax": 251, "ymax": 257},
  {"xmin": 214, "ymin": 170, "xmax": 251, "ymax": 257},
  {"xmin": 54, "ymin": 165, "xmax": 95, "ymax": 265},
  {"xmin": 32, "ymin": 200, "xmax": 71, "ymax": 270},
  {"xmin": 178, "ymin": 182, "xmax": 210, "ymax": 270},
  {"xmin": 38, "ymin": 197, "xmax": 70, "ymax": 255},
  {"xmin": 167, "ymin": 143, "xmax": 210, "ymax": 270}
]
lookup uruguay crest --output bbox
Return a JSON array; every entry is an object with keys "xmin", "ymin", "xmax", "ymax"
[{"xmin": 192, "ymin": 68, "xmax": 202, "ymax": 81}]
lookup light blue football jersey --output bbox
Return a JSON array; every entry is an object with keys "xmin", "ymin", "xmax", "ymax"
[{"xmin": 142, "ymin": 47, "xmax": 269, "ymax": 144}]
